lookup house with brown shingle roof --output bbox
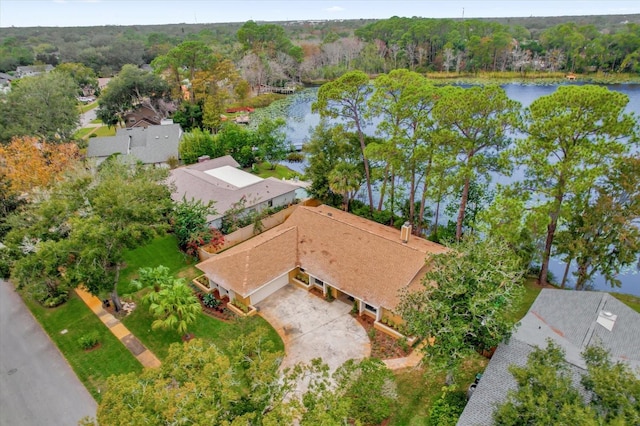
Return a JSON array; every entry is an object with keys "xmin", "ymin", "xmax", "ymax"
[{"xmin": 196, "ymin": 204, "xmax": 447, "ymax": 336}]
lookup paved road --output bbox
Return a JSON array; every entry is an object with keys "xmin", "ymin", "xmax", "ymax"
[
  {"xmin": 79, "ymin": 106, "xmax": 97, "ymax": 128},
  {"xmin": 0, "ymin": 280, "xmax": 97, "ymax": 426}
]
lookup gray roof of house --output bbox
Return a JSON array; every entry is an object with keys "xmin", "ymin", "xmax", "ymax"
[
  {"xmin": 16, "ymin": 65, "xmax": 54, "ymax": 73},
  {"xmin": 167, "ymin": 157, "xmax": 298, "ymax": 223},
  {"xmin": 86, "ymin": 124, "xmax": 182, "ymax": 164},
  {"xmin": 457, "ymin": 289, "xmax": 640, "ymax": 426}
]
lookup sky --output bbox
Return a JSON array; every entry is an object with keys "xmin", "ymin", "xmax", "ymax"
[{"xmin": 1, "ymin": 0, "xmax": 639, "ymax": 28}]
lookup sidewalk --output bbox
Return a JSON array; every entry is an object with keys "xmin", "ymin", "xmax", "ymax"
[
  {"xmin": 383, "ymin": 340, "xmax": 431, "ymax": 370},
  {"xmin": 75, "ymin": 287, "xmax": 161, "ymax": 368}
]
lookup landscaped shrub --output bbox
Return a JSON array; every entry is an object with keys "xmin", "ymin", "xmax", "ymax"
[
  {"xmin": 286, "ymin": 151, "xmax": 305, "ymax": 162},
  {"xmin": 325, "ymin": 286, "xmax": 335, "ymax": 302},
  {"xmin": 427, "ymin": 387, "xmax": 468, "ymax": 426},
  {"xmin": 202, "ymin": 293, "xmax": 220, "ymax": 309},
  {"xmin": 527, "ymin": 264, "xmax": 557, "ymax": 284},
  {"xmin": 295, "ymin": 272, "xmax": 309, "ymax": 284},
  {"xmin": 40, "ymin": 291, "xmax": 69, "ymax": 308},
  {"xmin": 78, "ymin": 331, "xmax": 100, "ymax": 350},
  {"xmin": 195, "ymin": 275, "xmax": 209, "ymax": 286},
  {"xmin": 232, "ymin": 298, "xmax": 249, "ymax": 313}
]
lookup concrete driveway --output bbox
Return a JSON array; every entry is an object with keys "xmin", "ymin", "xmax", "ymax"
[
  {"xmin": 0, "ymin": 280, "xmax": 97, "ymax": 426},
  {"xmin": 257, "ymin": 284, "xmax": 370, "ymax": 372}
]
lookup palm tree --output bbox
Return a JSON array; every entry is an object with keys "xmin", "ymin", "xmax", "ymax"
[
  {"xmin": 146, "ymin": 279, "xmax": 201, "ymax": 337},
  {"xmin": 328, "ymin": 162, "xmax": 363, "ymax": 211}
]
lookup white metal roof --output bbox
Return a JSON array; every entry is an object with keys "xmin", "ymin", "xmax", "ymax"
[{"xmin": 203, "ymin": 165, "xmax": 263, "ymax": 188}]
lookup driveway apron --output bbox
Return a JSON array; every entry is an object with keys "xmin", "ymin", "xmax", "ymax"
[{"xmin": 257, "ymin": 284, "xmax": 371, "ymax": 372}]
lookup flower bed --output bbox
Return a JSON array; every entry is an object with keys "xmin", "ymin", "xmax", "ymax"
[
  {"xmin": 192, "ymin": 286, "xmax": 234, "ymax": 321},
  {"xmin": 227, "ymin": 298, "xmax": 258, "ymax": 317},
  {"xmin": 354, "ymin": 314, "xmax": 413, "ymax": 360}
]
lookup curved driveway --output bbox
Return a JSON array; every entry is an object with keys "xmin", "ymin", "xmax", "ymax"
[
  {"xmin": 257, "ymin": 284, "xmax": 370, "ymax": 372},
  {"xmin": 0, "ymin": 280, "xmax": 97, "ymax": 425}
]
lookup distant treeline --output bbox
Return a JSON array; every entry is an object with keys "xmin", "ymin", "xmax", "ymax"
[{"xmin": 1, "ymin": 14, "xmax": 639, "ymax": 77}]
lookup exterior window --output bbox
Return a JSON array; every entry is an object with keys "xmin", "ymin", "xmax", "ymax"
[
  {"xmin": 364, "ymin": 303, "xmax": 377, "ymax": 314},
  {"xmin": 268, "ymin": 200, "xmax": 273, "ymax": 207},
  {"xmin": 314, "ymin": 278, "xmax": 324, "ymax": 286}
]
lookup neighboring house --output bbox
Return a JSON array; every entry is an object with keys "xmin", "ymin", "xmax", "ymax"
[
  {"xmin": 458, "ymin": 289, "xmax": 640, "ymax": 426},
  {"xmin": 168, "ymin": 155, "xmax": 300, "ymax": 229},
  {"xmin": 123, "ymin": 104, "xmax": 162, "ymax": 128},
  {"xmin": 97, "ymin": 77, "xmax": 111, "ymax": 90},
  {"xmin": 15, "ymin": 64, "xmax": 54, "ymax": 78},
  {"xmin": 196, "ymin": 204, "xmax": 447, "ymax": 334},
  {"xmin": 123, "ymin": 100, "xmax": 177, "ymax": 128},
  {"xmin": 86, "ymin": 123, "xmax": 182, "ymax": 165}
]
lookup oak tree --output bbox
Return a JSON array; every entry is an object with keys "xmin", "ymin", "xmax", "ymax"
[{"xmin": 399, "ymin": 236, "xmax": 525, "ymax": 373}]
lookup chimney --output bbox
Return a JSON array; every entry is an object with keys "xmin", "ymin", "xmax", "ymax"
[
  {"xmin": 197, "ymin": 155, "xmax": 210, "ymax": 163},
  {"xmin": 401, "ymin": 222, "xmax": 411, "ymax": 243}
]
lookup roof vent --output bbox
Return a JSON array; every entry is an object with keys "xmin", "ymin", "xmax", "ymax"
[
  {"xmin": 197, "ymin": 155, "xmax": 210, "ymax": 163},
  {"xmin": 401, "ymin": 222, "xmax": 411, "ymax": 243},
  {"xmin": 596, "ymin": 310, "xmax": 617, "ymax": 331},
  {"xmin": 327, "ymin": 212, "xmax": 332, "ymax": 217}
]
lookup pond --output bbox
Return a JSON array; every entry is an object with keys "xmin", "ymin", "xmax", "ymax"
[{"xmin": 272, "ymin": 82, "xmax": 640, "ymax": 296}]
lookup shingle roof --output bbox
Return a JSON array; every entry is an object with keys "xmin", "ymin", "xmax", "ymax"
[
  {"xmin": 202, "ymin": 226, "xmax": 298, "ymax": 296},
  {"xmin": 197, "ymin": 204, "xmax": 447, "ymax": 309},
  {"xmin": 457, "ymin": 289, "xmax": 640, "ymax": 426},
  {"xmin": 86, "ymin": 124, "xmax": 182, "ymax": 164},
  {"xmin": 168, "ymin": 159, "xmax": 299, "ymax": 223}
]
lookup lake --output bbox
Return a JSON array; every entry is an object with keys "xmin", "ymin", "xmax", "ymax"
[{"xmin": 276, "ymin": 82, "xmax": 640, "ymax": 296}]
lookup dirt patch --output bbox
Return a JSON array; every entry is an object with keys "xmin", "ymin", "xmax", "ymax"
[
  {"xmin": 83, "ymin": 343, "xmax": 102, "ymax": 352},
  {"xmin": 354, "ymin": 314, "xmax": 412, "ymax": 360}
]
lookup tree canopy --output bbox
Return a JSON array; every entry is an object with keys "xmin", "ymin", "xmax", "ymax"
[
  {"xmin": 508, "ymin": 84, "xmax": 638, "ymax": 286},
  {"xmin": 399, "ymin": 236, "xmax": 525, "ymax": 373},
  {"xmin": 494, "ymin": 341, "xmax": 640, "ymax": 425},
  {"xmin": 0, "ymin": 72, "xmax": 80, "ymax": 142},
  {"xmin": 96, "ymin": 64, "xmax": 171, "ymax": 127},
  {"xmin": 5, "ymin": 158, "xmax": 172, "ymax": 306}
]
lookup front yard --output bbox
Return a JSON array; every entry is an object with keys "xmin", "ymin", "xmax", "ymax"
[
  {"xmin": 21, "ymin": 233, "xmax": 283, "ymax": 401},
  {"xmin": 23, "ymin": 292, "xmax": 142, "ymax": 401},
  {"xmin": 122, "ymin": 297, "xmax": 283, "ymax": 361},
  {"xmin": 115, "ymin": 233, "xmax": 283, "ymax": 361},
  {"xmin": 21, "ymin": 234, "xmax": 640, "ymax": 423}
]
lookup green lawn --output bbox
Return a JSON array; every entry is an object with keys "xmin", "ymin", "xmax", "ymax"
[
  {"xmin": 123, "ymin": 297, "xmax": 283, "ymax": 361},
  {"xmin": 117, "ymin": 234, "xmax": 199, "ymax": 296},
  {"xmin": 23, "ymin": 293, "xmax": 142, "ymax": 401},
  {"xmin": 78, "ymin": 101, "xmax": 98, "ymax": 113},
  {"xmin": 91, "ymin": 126, "xmax": 116, "ymax": 137},
  {"xmin": 90, "ymin": 118, "xmax": 102, "ymax": 124},
  {"xmin": 506, "ymin": 277, "xmax": 543, "ymax": 322},
  {"xmin": 247, "ymin": 162, "xmax": 300, "ymax": 179},
  {"xmin": 391, "ymin": 353, "xmax": 488, "ymax": 425},
  {"xmin": 611, "ymin": 292, "xmax": 640, "ymax": 313},
  {"xmin": 73, "ymin": 127, "xmax": 95, "ymax": 140}
]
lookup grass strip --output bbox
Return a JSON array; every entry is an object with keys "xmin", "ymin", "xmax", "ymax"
[{"xmin": 23, "ymin": 293, "xmax": 142, "ymax": 401}]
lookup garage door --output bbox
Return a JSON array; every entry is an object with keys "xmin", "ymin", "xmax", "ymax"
[{"xmin": 250, "ymin": 273, "xmax": 289, "ymax": 305}]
